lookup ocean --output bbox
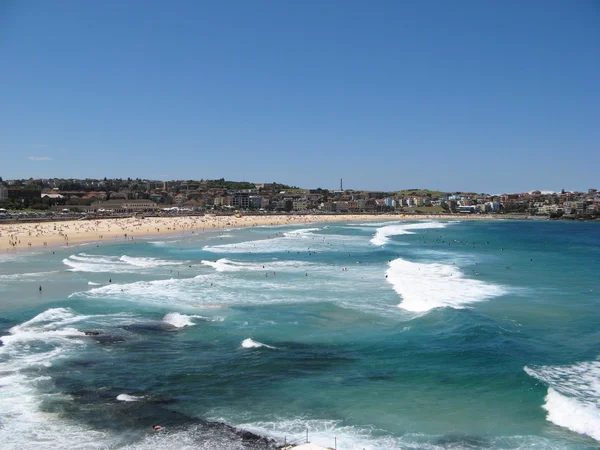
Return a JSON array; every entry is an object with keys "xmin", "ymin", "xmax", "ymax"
[{"xmin": 0, "ymin": 220, "xmax": 599, "ymax": 449}]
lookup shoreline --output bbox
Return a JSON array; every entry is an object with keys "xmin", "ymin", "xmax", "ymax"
[{"xmin": 0, "ymin": 212, "xmax": 571, "ymax": 253}]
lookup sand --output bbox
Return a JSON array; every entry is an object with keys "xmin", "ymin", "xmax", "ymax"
[{"xmin": 0, "ymin": 213, "xmax": 492, "ymax": 252}]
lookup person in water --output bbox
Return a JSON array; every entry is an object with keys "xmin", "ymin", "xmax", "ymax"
[
  {"xmin": 39, "ymin": 285, "xmax": 42, "ymax": 292},
  {"xmin": 152, "ymin": 425, "xmax": 164, "ymax": 431}
]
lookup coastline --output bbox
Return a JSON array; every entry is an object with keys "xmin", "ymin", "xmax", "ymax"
[{"xmin": 0, "ymin": 213, "xmax": 530, "ymax": 252}]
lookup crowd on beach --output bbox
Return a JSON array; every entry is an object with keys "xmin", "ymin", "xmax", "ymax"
[{"xmin": 0, "ymin": 213, "xmax": 494, "ymax": 252}]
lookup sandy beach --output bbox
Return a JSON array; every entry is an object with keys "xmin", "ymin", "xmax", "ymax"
[{"xmin": 0, "ymin": 213, "xmax": 494, "ymax": 252}]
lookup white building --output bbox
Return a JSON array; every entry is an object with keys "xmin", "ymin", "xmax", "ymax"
[
  {"xmin": 0, "ymin": 184, "xmax": 7, "ymax": 201},
  {"xmin": 383, "ymin": 197, "xmax": 396, "ymax": 208}
]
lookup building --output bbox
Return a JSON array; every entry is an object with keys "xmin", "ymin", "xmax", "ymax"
[
  {"xmin": 293, "ymin": 199, "xmax": 309, "ymax": 211},
  {"xmin": 173, "ymin": 194, "xmax": 187, "ymax": 204},
  {"xmin": 0, "ymin": 184, "xmax": 8, "ymax": 201},
  {"xmin": 249, "ymin": 196, "xmax": 262, "ymax": 209},
  {"xmin": 383, "ymin": 197, "xmax": 396, "ymax": 208},
  {"xmin": 231, "ymin": 192, "xmax": 250, "ymax": 209},
  {"xmin": 7, "ymin": 188, "xmax": 42, "ymax": 202},
  {"xmin": 458, "ymin": 205, "xmax": 478, "ymax": 214},
  {"xmin": 91, "ymin": 199, "xmax": 158, "ymax": 213},
  {"xmin": 320, "ymin": 202, "xmax": 334, "ymax": 212}
]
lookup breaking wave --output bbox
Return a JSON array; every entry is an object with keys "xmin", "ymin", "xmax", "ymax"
[
  {"xmin": 241, "ymin": 338, "xmax": 275, "ymax": 349},
  {"xmin": 371, "ymin": 222, "xmax": 450, "ymax": 246},
  {"xmin": 0, "ymin": 308, "xmax": 115, "ymax": 449},
  {"xmin": 525, "ymin": 359, "xmax": 600, "ymax": 442},
  {"xmin": 0, "ymin": 271, "xmax": 60, "ymax": 281},
  {"xmin": 63, "ymin": 253, "xmax": 183, "ymax": 272},
  {"xmin": 117, "ymin": 394, "xmax": 143, "ymax": 402},
  {"xmin": 371, "ymin": 222, "xmax": 449, "ymax": 246},
  {"xmin": 201, "ymin": 258, "xmax": 315, "ymax": 273},
  {"xmin": 386, "ymin": 258, "xmax": 507, "ymax": 312},
  {"xmin": 161, "ymin": 312, "xmax": 222, "ymax": 328}
]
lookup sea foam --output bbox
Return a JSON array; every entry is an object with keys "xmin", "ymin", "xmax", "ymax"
[
  {"xmin": 386, "ymin": 258, "xmax": 506, "ymax": 312},
  {"xmin": 116, "ymin": 394, "xmax": 143, "ymax": 402},
  {"xmin": 0, "ymin": 309, "xmax": 118, "ymax": 449},
  {"xmin": 0, "ymin": 271, "xmax": 59, "ymax": 281},
  {"xmin": 371, "ymin": 222, "xmax": 449, "ymax": 246},
  {"xmin": 525, "ymin": 360, "xmax": 600, "ymax": 442},
  {"xmin": 203, "ymin": 228, "xmax": 322, "ymax": 254},
  {"xmin": 241, "ymin": 338, "xmax": 275, "ymax": 349},
  {"xmin": 63, "ymin": 253, "xmax": 181, "ymax": 273},
  {"xmin": 162, "ymin": 312, "xmax": 223, "ymax": 327},
  {"xmin": 201, "ymin": 258, "xmax": 314, "ymax": 273}
]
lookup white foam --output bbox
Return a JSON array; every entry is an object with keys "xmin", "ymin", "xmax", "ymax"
[
  {"xmin": 72, "ymin": 262, "xmax": 396, "ymax": 317},
  {"xmin": 201, "ymin": 258, "xmax": 314, "ymax": 273},
  {"xmin": 241, "ymin": 338, "xmax": 275, "ymax": 349},
  {"xmin": 163, "ymin": 312, "xmax": 197, "ymax": 328},
  {"xmin": 0, "ymin": 271, "xmax": 59, "ymax": 281},
  {"xmin": 63, "ymin": 253, "xmax": 182, "ymax": 273},
  {"xmin": 282, "ymin": 228, "xmax": 321, "ymax": 237},
  {"xmin": 0, "ymin": 308, "xmax": 122, "ymax": 449},
  {"xmin": 227, "ymin": 417, "xmax": 404, "ymax": 450},
  {"xmin": 371, "ymin": 222, "xmax": 449, "ymax": 246},
  {"xmin": 88, "ymin": 281, "xmax": 101, "ymax": 285},
  {"xmin": 525, "ymin": 360, "xmax": 600, "ymax": 442},
  {"xmin": 14, "ymin": 307, "xmax": 80, "ymax": 330},
  {"xmin": 117, "ymin": 393, "xmax": 143, "ymax": 402},
  {"xmin": 203, "ymin": 227, "xmax": 366, "ymax": 254},
  {"xmin": 119, "ymin": 255, "xmax": 177, "ymax": 267},
  {"xmin": 386, "ymin": 258, "xmax": 506, "ymax": 312}
]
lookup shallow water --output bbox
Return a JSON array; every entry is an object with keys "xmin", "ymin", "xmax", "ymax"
[{"xmin": 0, "ymin": 221, "xmax": 599, "ymax": 449}]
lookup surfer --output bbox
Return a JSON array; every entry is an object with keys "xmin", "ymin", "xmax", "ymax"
[
  {"xmin": 39, "ymin": 285, "xmax": 42, "ymax": 293},
  {"xmin": 152, "ymin": 425, "xmax": 164, "ymax": 431}
]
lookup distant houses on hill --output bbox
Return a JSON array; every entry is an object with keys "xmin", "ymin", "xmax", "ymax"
[{"xmin": 0, "ymin": 178, "xmax": 598, "ymax": 218}]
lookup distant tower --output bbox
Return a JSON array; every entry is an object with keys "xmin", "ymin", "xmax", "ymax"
[{"xmin": 340, "ymin": 178, "xmax": 343, "ymax": 191}]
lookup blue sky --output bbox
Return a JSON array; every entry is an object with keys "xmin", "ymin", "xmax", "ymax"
[{"xmin": 1, "ymin": 0, "xmax": 598, "ymax": 193}]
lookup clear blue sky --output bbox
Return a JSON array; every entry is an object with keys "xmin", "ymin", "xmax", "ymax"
[{"xmin": 1, "ymin": 0, "xmax": 598, "ymax": 193}]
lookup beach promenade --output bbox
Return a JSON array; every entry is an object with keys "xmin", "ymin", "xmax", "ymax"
[{"xmin": 0, "ymin": 213, "xmax": 495, "ymax": 252}]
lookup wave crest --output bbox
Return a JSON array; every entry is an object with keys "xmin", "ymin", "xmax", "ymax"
[
  {"xmin": 241, "ymin": 338, "xmax": 275, "ymax": 349},
  {"xmin": 525, "ymin": 360, "xmax": 600, "ymax": 442},
  {"xmin": 386, "ymin": 258, "xmax": 506, "ymax": 312},
  {"xmin": 371, "ymin": 221, "xmax": 450, "ymax": 246},
  {"xmin": 63, "ymin": 253, "xmax": 182, "ymax": 273}
]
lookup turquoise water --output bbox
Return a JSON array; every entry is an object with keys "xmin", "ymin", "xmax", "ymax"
[{"xmin": 1, "ymin": 220, "xmax": 599, "ymax": 449}]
